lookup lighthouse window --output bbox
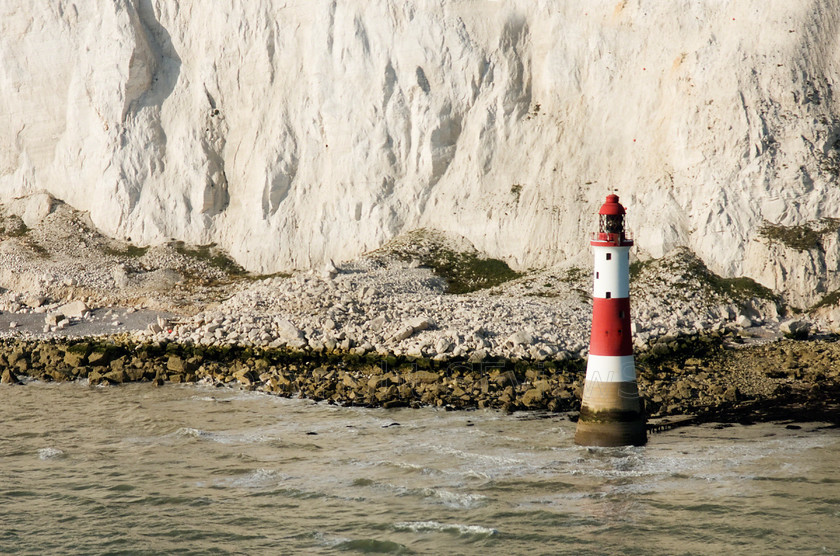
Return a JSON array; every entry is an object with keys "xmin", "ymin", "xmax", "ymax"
[
  {"xmin": 606, "ymin": 253, "xmax": 612, "ymax": 261},
  {"xmin": 605, "ymin": 292, "xmax": 611, "ymax": 299},
  {"xmin": 596, "ymin": 272, "xmax": 599, "ymax": 279},
  {"xmin": 619, "ymin": 311, "xmax": 625, "ymax": 318}
]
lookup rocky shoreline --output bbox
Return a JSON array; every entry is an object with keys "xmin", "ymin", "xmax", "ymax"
[
  {"xmin": 0, "ymin": 196, "xmax": 838, "ymax": 431},
  {"xmin": 2, "ymin": 331, "xmax": 838, "ymax": 429}
]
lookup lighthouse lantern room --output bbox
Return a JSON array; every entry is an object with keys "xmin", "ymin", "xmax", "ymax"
[{"xmin": 574, "ymin": 194, "xmax": 647, "ymax": 447}]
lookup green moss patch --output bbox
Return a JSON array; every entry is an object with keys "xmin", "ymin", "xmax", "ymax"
[
  {"xmin": 104, "ymin": 245, "xmax": 149, "ymax": 258},
  {"xmin": 759, "ymin": 218, "xmax": 840, "ymax": 251},
  {"xmin": 632, "ymin": 248, "xmax": 779, "ymax": 305},
  {"xmin": 682, "ymin": 254, "xmax": 777, "ymax": 301},
  {"xmin": 422, "ymin": 249, "xmax": 521, "ymax": 294},
  {"xmin": 172, "ymin": 241, "xmax": 246, "ymax": 275},
  {"xmin": 812, "ymin": 290, "xmax": 840, "ymax": 310},
  {"xmin": 0, "ymin": 215, "xmax": 29, "ymax": 239},
  {"xmin": 368, "ymin": 228, "xmax": 522, "ymax": 294}
]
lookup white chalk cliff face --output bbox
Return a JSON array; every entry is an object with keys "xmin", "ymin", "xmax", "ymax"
[{"xmin": 1, "ymin": 1, "xmax": 839, "ymax": 307}]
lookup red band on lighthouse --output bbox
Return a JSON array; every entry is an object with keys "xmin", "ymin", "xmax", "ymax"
[{"xmin": 589, "ymin": 298, "xmax": 632, "ymax": 356}]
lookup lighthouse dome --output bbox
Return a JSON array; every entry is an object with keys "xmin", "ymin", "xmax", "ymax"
[{"xmin": 599, "ymin": 194, "xmax": 625, "ymax": 216}]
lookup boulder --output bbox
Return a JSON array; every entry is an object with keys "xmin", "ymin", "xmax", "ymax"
[
  {"xmin": 24, "ymin": 295, "xmax": 46, "ymax": 308},
  {"xmin": 87, "ymin": 345, "xmax": 124, "ymax": 367},
  {"xmin": 45, "ymin": 312, "xmax": 65, "ymax": 326},
  {"xmin": 468, "ymin": 349, "xmax": 488, "ymax": 363},
  {"xmin": 505, "ymin": 330, "xmax": 533, "ymax": 347},
  {"xmin": 1, "ymin": 368, "xmax": 20, "ymax": 384},
  {"xmin": 366, "ymin": 316, "xmax": 386, "ymax": 331},
  {"xmin": 64, "ymin": 344, "xmax": 90, "ymax": 367},
  {"xmin": 780, "ymin": 319, "xmax": 811, "ymax": 338},
  {"xmin": 391, "ymin": 317, "xmax": 435, "ymax": 342},
  {"xmin": 57, "ymin": 300, "xmax": 89, "ymax": 319},
  {"xmin": 112, "ymin": 265, "xmax": 130, "ymax": 288},
  {"xmin": 521, "ymin": 387, "xmax": 544, "ymax": 407},
  {"xmin": 434, "ymin": 337, "xmax": 453, "ymax": 354},
  {"xmin": 735, "ymin": 315, "xmax": 752, "ymax": 328},
  {"xmin": 723, "ymin": 385, "xmax": 740, "ymax": 402},
  {"xmin": 408, "ymin": 316, "xmax": 434, "ymax": 332},
  {"xmin": 391, "ymin": 326, "xmax": 414, "ymax": 342},
  {"xmin": 104, "ymin": 370, "xmax": 127, "ymax": 384},
  {"xmin": 407, "ymin": 370, "xmax": 441, "ymax": 384},
  {"xmin": 275, "ymin": 319, "xmax": 303, "ymax": 340},
  {"xmin": 167, "ymin": 355, "xmax": 199, "ymax": 374}
]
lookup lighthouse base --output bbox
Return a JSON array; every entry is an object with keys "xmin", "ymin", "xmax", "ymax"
[
  {"xmin": 574, "ymin": 379, "xmax": 647, "ymax": 446},
  {"xmin": 575, "ymin": 418, "xmax": 647, "ymax": 447},
  {"xmin": 574, "ymin": 418, "xmax": 647, "ymax": 447}
]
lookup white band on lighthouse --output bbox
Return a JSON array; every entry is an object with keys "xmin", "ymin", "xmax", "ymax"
[
  {"xmin": 584, "ymin": 355, "xmax": 636, "ymax": 382},
  {"xmin": 592, "ymin": 246, "xmax": 630, "ymax": 299}
]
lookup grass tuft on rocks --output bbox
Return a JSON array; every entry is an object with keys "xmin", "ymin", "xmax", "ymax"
[
  {"xmin": 812, "ymin": 290, "xmax": 840, "ymax": 310},
  {"xmin": 172, "ymin": 241, "xmax": 246, "ymax": 275},
  {"xmin": 244, "ymin": 272, "xmax": 293, "ymax": 282},
  {"xmin": 0, "ymin": 214, "xmax": 29, "ymax": 238},
  {"xmin": 104, "ymin": 244, "xmax": 149, "ymax": 258},
  {"xmin": 759, "ymin": 218, "xmax": 840, "ymax": 251},
  {"xmin": 682, "ymin": 253, "xmax": 777, "ymax": 301},
  {"xmin": 26, "ymin": 240, "xmax": 50, "ymax": 259},
  {"xmin": 629, "ymin": 258, "xmax": 654, "ymax": 281},
  {"xmin": 631, "ymin": 248, "xmax": 779, "ymax": 306},
  {"xmin": 429, "ymin": 251, "xmax": 521, "ymax": 294},
  {"xmin": 367, "ymin": 228, "xmax": 522, "ymax": 294},
  {"xmin": 559, "ymin": 266, "xmax": 585, "ymax": 283}
]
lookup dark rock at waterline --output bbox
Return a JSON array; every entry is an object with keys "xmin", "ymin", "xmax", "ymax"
[
  {"xmin": 87, "ymin": 345, "xmax": 124, "ymax": 367},
  {"xmin": 1, "ymin": 368, "xmax": 20, "ymax": 384},
  {"xmin": 63, "ymin": 350, "xmax": 86, "ymax": 367},
  {"xmin": 0, "ymin": 333, "xmax": 837, "ymax": 427}
]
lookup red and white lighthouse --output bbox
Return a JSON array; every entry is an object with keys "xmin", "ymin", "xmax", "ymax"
[{"xmin": 574, "ymin": 194, "xmax": 647, "ymax": 447}]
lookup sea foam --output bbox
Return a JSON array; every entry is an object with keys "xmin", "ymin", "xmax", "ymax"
[
  {"xmin": 37, "ymin": 447, "xmax": 65, "ymax": 460},
  {"xmin": 394, "ymin": 520, "xmax": 498, "ymax": 536}
]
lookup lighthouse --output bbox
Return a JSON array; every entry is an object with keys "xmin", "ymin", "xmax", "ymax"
[{"xmin": 574, "ymin": 194, "xmax": 647, "ymax": 447}]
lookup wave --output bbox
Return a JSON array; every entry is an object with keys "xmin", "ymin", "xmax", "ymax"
[
  {"xmin": 174, "ymin": 427, "xmax": 216, "ymax": 440},
  {"xmin": 309, "ymin": 531, "xmax": 353, "ymax": 548},
  {"xmin": 37, "ymin": 447, "xmax": 65, "ymax": 460},
  {"xmin": 394, "ymin": 520, "xmax": 497, "ymax": 536},
  {"xmin": 170, "ymin": 427, "xmax": 276, "ymax": 445},
  {"xmin": 421, "ymin": 443, "xmax": 526, "ymax": 468},
  {"xmin": 421, "ymin": 487, "xmax": 486, "ymax": 509},
  {"xmin": 212, "ymin": 468, "xmax": 289, "ymax": 489}
]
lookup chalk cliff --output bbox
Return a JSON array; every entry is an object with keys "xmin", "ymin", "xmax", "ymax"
[{"xmin": 1, "ymin": 1, "xmax": 839, "ymax": 307}]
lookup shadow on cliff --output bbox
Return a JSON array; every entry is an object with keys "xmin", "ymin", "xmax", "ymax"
[{"xmin": 134, "ymin": 0, "xmax": 181, "ymax": 109}]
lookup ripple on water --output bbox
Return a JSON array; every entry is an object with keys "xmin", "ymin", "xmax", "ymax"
[
  {"xmin": 334, "ymin": 538, "xmax": 409, "ymax": 553},
  {"xmin": 345, "ymin": 457, "xmax": 446, "ymax": 478},
  {"xmin": 2, "ymin": 383, "xmax": 838, "ymax": 555}
]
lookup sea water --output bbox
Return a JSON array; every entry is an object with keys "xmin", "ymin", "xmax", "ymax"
[{"xmin": 1, "ymin": 381, "xmax": 838, "ymax": 555}]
